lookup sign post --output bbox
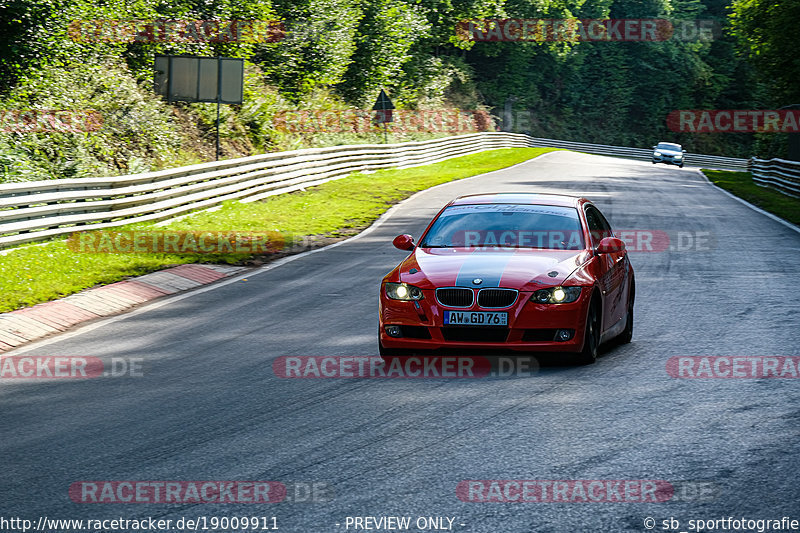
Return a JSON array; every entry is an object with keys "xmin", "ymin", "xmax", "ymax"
[
  {"xmin": 372, "ymin": 89, "xmax": 395, "ymax": 144},
  {"xmin": 154, "ymin": 55, "xmax": 244, "ymax": 160}
]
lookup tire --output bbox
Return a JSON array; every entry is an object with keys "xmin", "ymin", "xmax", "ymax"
[
  {"xmin": 679, "ymin": 163, "xmax": 684, "ymax": 168},
  {"xmin": 652, "ymin": 161, "xmax": 657, "ymax": 164},
  {"xmin": 575, "ymin": 301, "xmax": 601, "ymax": 365},
  {"xmin": 617, "ymin": 280, "xmax": 635, "ymax": 345}
]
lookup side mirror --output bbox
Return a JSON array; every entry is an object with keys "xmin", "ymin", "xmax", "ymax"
[
  {"xmin": 392, "ymin": 234, "xmax": 415, "ymax": 251},
  {"xmin": 682, "ymin": 149, "xmax": 687, "ymax": 153},
  {"xmin": 652, "ymin": 146, "xmax": 656, "ymax": 149},
  {"xmin": 596, "ymin": 237, "xmax": 626, "ymax": 254}
]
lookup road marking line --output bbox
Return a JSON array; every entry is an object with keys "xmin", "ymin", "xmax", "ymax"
[{"xmin": 695, "ymin": 169, "xmax": 800, "ymax": 235}]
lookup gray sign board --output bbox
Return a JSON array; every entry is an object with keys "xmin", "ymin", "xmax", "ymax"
[{"xmin": 154, "ymin": 55, "xmax": 243, "ymax": 104}]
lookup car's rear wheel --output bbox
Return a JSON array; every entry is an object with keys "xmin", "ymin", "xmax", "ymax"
[{"xmin": 575, "ymin": 301, "xmax": 600, "ymax": 365}]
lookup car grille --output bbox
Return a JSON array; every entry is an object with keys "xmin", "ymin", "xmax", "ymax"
[
  {"xmin": 478, "ymin": 288, "xmax": 518, "ymax": 308},
  {"xmin": 436, "ymin": 288, "xmax": 474, "ymax": 307},
  {"xmin": 441, "ymin": 327, "xmax": 509, "ymax": 342}
]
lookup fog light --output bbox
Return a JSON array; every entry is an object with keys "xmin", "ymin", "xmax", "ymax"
[
  {"xmin": 555, "ymin": 329, "xmax": 574, "ymax": 341},
  {"xmin": 385, "ymin": 325, "xmax": 403, "ymax": 338}
]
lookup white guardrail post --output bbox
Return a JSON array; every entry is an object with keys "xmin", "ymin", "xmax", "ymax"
[{"xmin": 0, "ymin": 133, "xmax": 750, "ymax": 249}]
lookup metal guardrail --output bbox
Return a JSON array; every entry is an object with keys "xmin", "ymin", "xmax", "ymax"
[
  {"xmin": 526, "ymin": 137, "xmax": 750, "ymax": 170},
  {"xmin": 751, "ymin": 157, "xmax": 800, "ymax": 198},
  {"xmin": 0, "ymin": 132, "xmax": 530, "ymax": 248},
  {"xmin": 0, "ymin": 132, "xmax": 753, "ymax": 249}
]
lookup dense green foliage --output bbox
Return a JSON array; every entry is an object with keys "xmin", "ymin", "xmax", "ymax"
[
  {"xmin": 0, "ymin": 0, "xmax": 796, "ymax": 181},
  {"xmin": 729, "ymin": 0, "xmax": 800, "ymax": 105}
]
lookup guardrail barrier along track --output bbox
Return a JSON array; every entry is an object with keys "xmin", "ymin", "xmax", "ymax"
[
  {"xmin": 750, "ymin": 157, "xmax": 800, "ymax": 198},
  {"xmin": 0, "ymin": 132, "xmax": 754, "ymax": 249},
  {"xmin": 524, "ymin": 137, "xmax": 749, "ymax": 170}
]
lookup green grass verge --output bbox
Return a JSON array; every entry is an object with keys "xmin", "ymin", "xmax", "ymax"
[
  {"xmin": 702, "ymin": 169, "xmax": 800, "ymax": 226},
  {"xmin": 0, "ymin": 147, "xmax": 558, "ymax": 313}
]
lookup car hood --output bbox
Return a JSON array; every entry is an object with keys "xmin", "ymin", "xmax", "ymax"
[{"xmin": 398, "ymin": 247, "xmax": 591, "ymax": 291}]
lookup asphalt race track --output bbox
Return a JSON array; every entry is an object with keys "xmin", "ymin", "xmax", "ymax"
[{"xmin": 3, "ymin": 151, "xmax": 799, "ymax": 532}]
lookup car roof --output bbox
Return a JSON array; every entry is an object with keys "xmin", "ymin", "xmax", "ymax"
[{"xmin": 449, "ymin": 193, "xmax": 586, "ymax": 208}]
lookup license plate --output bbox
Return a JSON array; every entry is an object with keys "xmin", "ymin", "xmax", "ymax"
[{"xmin": 443, "ymin": 310, "xmax": 508, "ymax": 326}]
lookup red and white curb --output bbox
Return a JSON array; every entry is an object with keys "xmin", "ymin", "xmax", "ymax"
[{"xmin": 0, "ymin": 264, "xmax": 245, "ymax": 353}]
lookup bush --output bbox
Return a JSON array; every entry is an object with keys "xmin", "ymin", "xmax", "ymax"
[{"xmin": 0, "ymin": 58, "xmax": 183, "ymax": 181}]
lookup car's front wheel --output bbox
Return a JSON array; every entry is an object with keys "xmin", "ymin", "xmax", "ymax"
[
  {"xmin": 575, "ymin": 302, "xmax": 600, "ymax": 365},
  {"xmin": 617, "ymin": 281, "xmax": 634, "ymax": 345}
]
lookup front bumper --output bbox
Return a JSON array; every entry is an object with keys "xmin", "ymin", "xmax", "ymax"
[
  {"xmin": 379, "ymin": 287, "xmax": 592, "ymax": 353},
  {"xmin": 653, "ymin": 155, "xmax": 683, "ymax": 165}
]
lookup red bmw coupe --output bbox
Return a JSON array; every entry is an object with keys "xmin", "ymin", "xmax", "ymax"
[{"xmin": 378, "ymin": 193, "xmax": 635, "ymax": 364}]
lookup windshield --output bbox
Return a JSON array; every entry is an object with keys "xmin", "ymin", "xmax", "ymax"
[
  {"xmin": 419, "ymin": 204, "xmax": 585, "ymax": 250},
  {"xmin": 656, "ymin": 142, "xmax": 682, "ymax": 151}
]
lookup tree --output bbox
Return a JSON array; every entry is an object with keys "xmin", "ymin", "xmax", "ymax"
[{"xmin": 729, "ymin": 0, "xmax": 800, "ymax": 103}]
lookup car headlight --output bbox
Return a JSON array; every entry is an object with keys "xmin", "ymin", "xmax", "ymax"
[
  {"xmin": 385, "ymin": 282, "xmax": 424, "ymax": 301},
  {"xmin": 654, "ymin": 151, "xmax": 662, "ymax": 157},
  {"xmin": 530, "ymin": 286, "xmax": 582, "ymax": 304},
  {"xmin": 674, "ymin": 154, "xmax": 683, "ymax": 159}
]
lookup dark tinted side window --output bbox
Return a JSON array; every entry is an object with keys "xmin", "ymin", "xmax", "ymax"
[
  {"xmin": 585, "ymin": 205, "xmax": 612, "ymax": 246},
  {"xmin": 595, "ymin": 208, "xmax": 613, "ymax": 233}
]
